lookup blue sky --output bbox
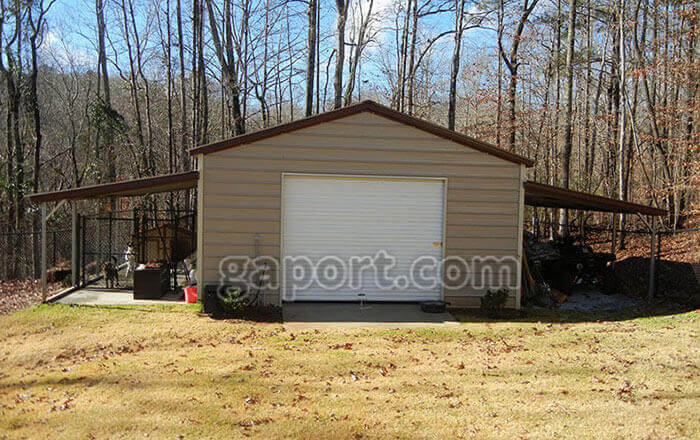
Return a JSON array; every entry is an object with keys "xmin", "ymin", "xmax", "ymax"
[{"xmin": 34, "ymin": 0, "xmax": 533, "ymax": 110}]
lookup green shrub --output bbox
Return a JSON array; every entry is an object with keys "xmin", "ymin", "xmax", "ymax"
[{"xmin": 216, "ymin": 286, "xmax": 256, "ymax": 315}]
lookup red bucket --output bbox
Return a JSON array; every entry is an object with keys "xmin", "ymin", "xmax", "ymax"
[{"xmin": 184, "ymin": 287, "xmax": 198, "ymax": 304}]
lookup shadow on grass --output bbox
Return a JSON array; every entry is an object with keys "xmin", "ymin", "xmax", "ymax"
[
  {"xmin": 43, "ymin": 300, "xmax": 695, "ymax": 325},
  {"xmin": 453, "ymin": 303, "xmax": 697, "ymax": 324},
  {"xmin": 204, "ymin": 305, "xmax": 283, "ymax": 324},
  {"xmin": 57, "ymin": 303, "xmax": 202, "ymax": 314}
]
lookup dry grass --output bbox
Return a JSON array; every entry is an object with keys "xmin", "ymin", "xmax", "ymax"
[{"xmin": 0, "ymin": 305, "xmax": 698, "ymax": 440}]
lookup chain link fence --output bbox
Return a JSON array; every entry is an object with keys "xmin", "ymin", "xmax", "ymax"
[
  {"xmin": 80, "ymin": 212, "xmax": 137, "ymax": 289},
  {"xmin": 79, "ymin": 209, "xmax": 195, "ymax": 290},
  {"xmin": 0, "ymin": 228, "xmax": 72, "ymax": 281}
]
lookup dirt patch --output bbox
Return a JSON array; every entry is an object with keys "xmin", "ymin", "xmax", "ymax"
[
  {"xmin": 588, "ymin": 229, "xmax": 700, "ymax": 263},
  {"xmin": 613, "ymin": 257, "xmax": 700, "ymax": 306},
  {"xmin": 558, "ymin": 290, "xmax": 643, "ymax": 312},
  {"xmin": 0, "ymin": 280, "xmax": 64, "ymax": 315}
]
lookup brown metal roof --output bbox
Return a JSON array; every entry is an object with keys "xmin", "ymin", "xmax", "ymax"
[
  {"xmin": 28, "ymin": 171, "xmax": 199, "ymax": 203},
  {"xmin": 524, "ymin": 181, "xmax": 666, "ymax": 216},
  {"xmin": 189, "ymin": 100, "xmax": 535, "ymax": 167}
]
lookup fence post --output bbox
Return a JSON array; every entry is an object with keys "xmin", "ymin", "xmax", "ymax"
[
  {"xmin": 52, "ymin": 230, "xmax": 57, "ymax": 267},
  {"xmin": 648, "ymin": 216, "xmax": 657, "ymax": 302},
  {"xmin": 1, "ymin": 233, "xmax": 5, "ymax": 280},
  {"xmin": 108, "ymin": 212, "xmax": 113, "ymax": 264},
  {"xmin": 81, "ymin": 215, "xmax": 86, "ymax": 287},
  {"xmin": 173, "ymin": 209, "xmax": 178, "ymax": 291},
  {"xmin": 41, "ymin": 205, "xmax": 47, "ymax": 301}
]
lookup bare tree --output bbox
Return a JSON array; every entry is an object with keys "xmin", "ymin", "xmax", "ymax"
[
  {"xmin": 0, "ymin": 0, "xmax": 25, "ymax": 278},
  {"xmin": 333, "ymin": 0, "xmax": 349, "ymax": 109},
  {"xmin": 28, "ymin": 0, "xmax": 56, "ymax": 275},
  {"xmin": 396, "ymin": 0, "xmax": 413, "ymax": 111},
  {"xmin": 558, "ymin": 0, "xmax": 576, "ymax": 236},
  {"xmin": 447, "ymin": 0, "xmax": 466, "ymax": 130},
  {"xmin": 205, "ymin": 0, "xmax": 245, "ymax": 135},
  {"xmin": 95, "ymin": 0, "xmax": 116, "ymax": 195},
  {"xmin": 344, "ymin": 0, "xmax": 375, "ymax": 105},
  {"xmin": 498, "ymin": 0, "xmax": 540, "ymax": 149},
  {"xmin": 305, "ymin": 0, "xmax": 317, "ymax": 116},
  {"xmin": 176, "ymin": 0, "xmax": 189, "ymax": 171}
]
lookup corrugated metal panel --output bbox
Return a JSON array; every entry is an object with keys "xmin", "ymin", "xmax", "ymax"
[
  {"xmin": 198, "ymin": 111, "xmax": 522, "ymax": 306},
  {"xmin": 282, "ymin": 175, "xmax": 444, "ymax": 301}
]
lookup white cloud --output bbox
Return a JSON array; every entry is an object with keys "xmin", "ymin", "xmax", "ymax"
[{"xmin": 40, "ymin": 30, "xmax": 96, "ymax": 69}]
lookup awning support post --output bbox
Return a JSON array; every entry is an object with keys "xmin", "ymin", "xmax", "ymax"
[
  {"xmin": 648, "ymin": 216, "xmax": 657, "ymax": 302},
  {"xmin": 41, "ymin": 204, "xmax": 47, "ymax": 301}
]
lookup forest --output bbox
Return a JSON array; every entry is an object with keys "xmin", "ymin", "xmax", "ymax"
[{"xmin": 0, "ymin": 0, "xmax": 697, "ymax": 278}]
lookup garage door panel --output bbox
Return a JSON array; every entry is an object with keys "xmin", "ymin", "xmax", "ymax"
[{"xmin": 282, "ymin": 175, "xmax": 444, "ymax": 301}]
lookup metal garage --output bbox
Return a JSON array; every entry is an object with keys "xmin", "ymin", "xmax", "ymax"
[{"xmin": 191, "ymin": 100, "xmax": 533, "ymax": 308}]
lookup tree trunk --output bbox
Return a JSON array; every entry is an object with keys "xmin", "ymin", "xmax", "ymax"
[
  {"xmin": 406, "ymin": 2, "xmax": 418, "ymax": 114},
  {"xmin": 397, "ymin": 0, "xmax": 413, "ymax": 111},
  {"xmin": 447, "ymin": 0, "xmax": 465, "ymax": 131},
  {"xmin": 96, "ymin": 0, "xmax": 115, "ymax": 188},
  {"xmin": 499, "ymin": 0, "xmax": 540, "ymax": 150},
  {"xmin": 28, "ymin": 1, "xmax": 54, "ymax": 276},
  {"xmin": 617, "ymin": 0, "xmax": 627, "ymax": 248},
  {"xmin": 559, "ymin": 0, "xmax": 577, "ymax": 236},
  {"xmin": 176, "ymin": 0, "xmax": 189, "ymax": 172},
  {"xmin": 496, "ymin": 0, "xmax": 504, "ymax": 147},
  {"xmin": 205, "ymin": 0, "xmax": 244, "ymax": 135},
  {"xmin": 333, "ymin": 0, "xmax": 348, "ymax": 109},
  {"xmin": 305, "ymin": 0, "xmax": 317, "ymax": 116},
  {"xmin": 344, "ymin": 0, "xmax": 374, "ymax": 105}
]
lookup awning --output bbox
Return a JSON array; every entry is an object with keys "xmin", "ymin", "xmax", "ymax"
[
  {"xmin": 524, "ymin": 181, "xmax": 666, "ymax": 216},
  {"xmin": 28, "ymin": 171, "xmax": 198, "ymax": 204}
]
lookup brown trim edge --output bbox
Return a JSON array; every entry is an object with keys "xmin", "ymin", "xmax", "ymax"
[
  {"xmin": 189, "ymin": 100, "xmax": 535, "ymax": 167},
  {"xmin": 28, "ymin": 171, "xmax": 199, "ymax": 204},
  {"xmin": 524, "ymin": 181, "xmax": 666, "ymax": 216}
]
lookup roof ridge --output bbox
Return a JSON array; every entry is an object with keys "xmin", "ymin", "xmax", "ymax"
[{"xmin": 189, "ymin": 100, "xmax": 535, "ymax": 167}]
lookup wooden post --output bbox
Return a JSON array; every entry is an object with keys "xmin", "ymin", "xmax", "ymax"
[
  {"xmin": 648, "ymin": 216, "xmax": 657, "ymax": 302},
  {"xmin": 81, "ymin": 214, "xmax": 86, "ymax": 287},
  {"xmin": 41, "ymin": 204, "xmax": 47, "ymax": 301},
  {"xmin": 52, "ymin": 230, "xmax": 57, "ymax": 267},
  {"xmin": 610, "ymin": 212, "xmax": 617, "ymax": 268}
]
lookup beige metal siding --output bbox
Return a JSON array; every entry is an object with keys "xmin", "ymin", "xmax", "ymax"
[{"xmin": 198, "ymin": 112, "xmax": 522, "ymax": 307}]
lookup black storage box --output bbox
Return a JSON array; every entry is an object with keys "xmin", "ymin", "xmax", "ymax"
[{"xmin": 133, "ymin": 267, "xmax": 169, "ymax": 299}]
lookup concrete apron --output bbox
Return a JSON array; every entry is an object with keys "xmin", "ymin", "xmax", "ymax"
[
  {"xmin": 282, "ymin": 302, "xmax": 459, "ymax": 329},
  {"xmin": 54, "ymin": 288, "xmax": 183, "ymax": 305}
]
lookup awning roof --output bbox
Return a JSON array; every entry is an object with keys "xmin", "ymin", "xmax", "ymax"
[
  {"xmin": 524, "ymin": 181, "xmax": 666, "ymax": 216},
  {"xmin": 29, "ymin": 172, "xmax": 665, "ymax": 216},
  {"xmin": 28, "ymin": 171, "xmax": 198, "ymax": 203}
]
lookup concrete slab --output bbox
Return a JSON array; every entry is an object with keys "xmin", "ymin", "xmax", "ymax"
[
  {"xmin": 282, "ymin": 302, "xmax": 460, "ymax": 329},
  {"xmin": 54, "ymin": 288, "xmax": 185, "ymax": 305}
]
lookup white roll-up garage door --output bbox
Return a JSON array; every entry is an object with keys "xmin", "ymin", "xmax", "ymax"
[{"xmin": 281, "ymin": 174, "xmax": 445, "ymax": 301}]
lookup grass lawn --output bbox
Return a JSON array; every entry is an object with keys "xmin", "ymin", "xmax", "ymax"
[{"xmin": 0, "ymin": 304, "xmax": 697, "ymax": 439}]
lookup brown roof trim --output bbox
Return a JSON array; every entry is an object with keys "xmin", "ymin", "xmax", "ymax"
[
  {"xmin": 28, "ymin": 171, "xmax": 199, "ymax": 204},
  {"xmin": 189, "ymin": 100, "xmax": 535, "ymax": 167},
  {"xmin": 524, "ymin": 181, "xmax": 666, "ymax": 216}
]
